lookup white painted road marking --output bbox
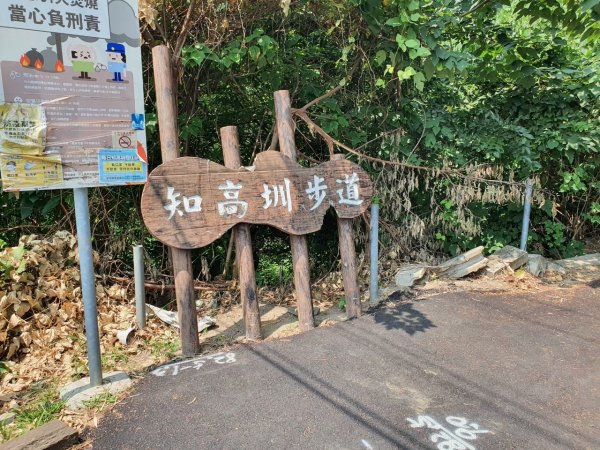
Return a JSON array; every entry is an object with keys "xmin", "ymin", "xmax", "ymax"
[
  {"xmin": 151, "ymin": 352, "xmax": 237, "ymax": 377},
  {"xmin": 407, "ymin": 415, "xmax": 490, "ymax": 450}
]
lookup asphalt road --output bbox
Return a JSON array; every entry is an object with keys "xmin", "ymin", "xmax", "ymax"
[{"xmin": 89, "ymin": 282, "xmax": 600, "ymax": 450}]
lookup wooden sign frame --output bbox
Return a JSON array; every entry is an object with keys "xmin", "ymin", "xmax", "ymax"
[{"xmin": 145, "ymin": 65, "xmax": 371, "ymax": 351}]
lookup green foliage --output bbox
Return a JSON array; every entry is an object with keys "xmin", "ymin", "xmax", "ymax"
[
  {"xmin": 82, "ymin": 392, "xmax": 118, "ymax": 411},
  {"xmin": 1, "ymin": 0, "xmax": 597, "ymax": 281},
  {"xmin": 148, "ymin": 334, "xmax": 180, "ymax": 360},
  {"xmin": 0, "ymin": 245, "xmax": 26, "ymax": 280},
  {"xmin": 256, "ymin": 253, "xmax": 293, "ymax": 287},
  {"xmin": 13, "ymin": 384, "xmax": 64, "ymax": 431},
  {"xmin": 533, "ymin": 220, "xmax": 586, "ymax": 258}
]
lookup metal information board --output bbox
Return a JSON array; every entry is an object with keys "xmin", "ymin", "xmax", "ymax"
[{"xmin": 0, "ymin": 0, "xmax": 147, "ymax": 191}]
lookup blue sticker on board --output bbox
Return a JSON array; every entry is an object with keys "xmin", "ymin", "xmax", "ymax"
[
  {"xmin": 98, "ymin": 149, "xmax": 147, "ymax": 184},
  {"xmin": 131, "ymin": 113, "xmax": 145, "ymax": 130}
]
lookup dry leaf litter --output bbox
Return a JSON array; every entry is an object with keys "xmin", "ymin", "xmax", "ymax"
[
  {"xmin": 0, "ymin": 230, "xmax": 193, "ymax": 435},
  {"xmin": 0, "ymin": 230, "xmax": 349, "ymax": 440},
  {"xmin": 1, "ymin": 232, "xmax": 164, "ymax": 387}
]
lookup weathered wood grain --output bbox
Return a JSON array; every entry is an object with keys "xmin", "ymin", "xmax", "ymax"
[
  {"xmin": 141, "ymin": 151, "xmax": 373, "ymax": 249},
  {"xmin": 151, "ymin": 45, "xmax": 199, "ymax": 356},
  {"xmin": 0, "ymin": 420, "xmax": 78, "ymax": 450},
  {"xmin": 274, "ymin": 90, "xmax": 314, "ymax": 332},
  {"xmin": 332, "ymin": 154, "xmax": 362, "ymax": 319},
  {"xmin": 220, "ymin": 126, "xmax": 262, "ymax": 340}
]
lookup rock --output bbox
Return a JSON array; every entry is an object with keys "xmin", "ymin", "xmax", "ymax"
[
  {"xmin": 437, "ymin": 247, "xmax": 488, "ymax": 279},
  {"xmin": 486, "ymin": 259, "xmax": 509, "ymax": 276},
  {"xmin": 546, "ymin": 262, "xmax": 567, "ymax": 274},
  {"xmin": 394, "ymin": 264, "xmax": 427, "ymax": 287},
  {"xmin": 0, "ymin": 419, "xmax": 78, "ymax": 450},
  {"xmin": 553, "ymin": 253, "xmax": 599, "ymax": 281},
  {"xmin": 487, "ymin": 245, "xmax": 528, "ymax": 275},
  {"xmin": 555, "ymin": 253, "xmax": 600, "ymax": 270},
  {"xmin": 526, "ymin": 254, "xmax": 548, "ymax": 277},
  {"xmin": 0, "ymin": 411, "xmax": 15, "ymax": 425}
]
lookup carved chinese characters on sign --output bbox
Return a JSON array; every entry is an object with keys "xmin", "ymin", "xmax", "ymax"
[{"xmin": 141, "ymin": 151, "xmax": 373, "ymax": 249}]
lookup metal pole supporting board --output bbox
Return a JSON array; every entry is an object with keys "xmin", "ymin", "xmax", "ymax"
[{"xmin": 73, "ymin": 187, "xmax": 103, "ymax": 387}]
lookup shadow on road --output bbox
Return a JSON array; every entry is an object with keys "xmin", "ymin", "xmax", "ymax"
[
  {"xmin": 373, "ymin": 302, "xmax": 436, "ymax": 335},
  {"xmin": 336, "ymin": 318, "xmax": 600, "ymax": 449},
  {"xmin": 248, "ymin": 345, "xmax": 430, "ymax": 449}
]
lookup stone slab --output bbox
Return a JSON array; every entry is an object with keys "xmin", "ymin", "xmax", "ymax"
[
  {"xmin": 526, "ymin": 254, "xmax": 548, "ymax": 277},
  {"xmin": 488, "ymin": 245, "xmax": 528, "ymax": 270},
  {"xmin": 0, "ymin": 420, "xmax": 78, "ymax": 450},
  {"xmin": 486, "ymin": 259, "xmax": 509, "ymax": 276},
  {"xmin": 59, "ymin": 371, "xmax": 132, "ymax": 410},
  {"xmin": 0, "ymin": 412, "xmax": 15, "ymax": 426},
  {"xmin": 435, "ymin": 246, "xmax": 489, "ymax": 279},
  {"xmin": 555, "ymin": 253, "xmax": 600, "ymax": 270},
  {"xmin": 546, "ymin": 262, "xmax": 567, "ymax": 274},
  {"xmin": 436, "ymin": 246, "xmax": 484, "ymax": 272},
  {"xmin": 394, "ymin": 264, "xmax": 427, "ymax": 287},
  {"xmin": 441, "ymin": 255, "xmax": 488, "ymax": 278}
]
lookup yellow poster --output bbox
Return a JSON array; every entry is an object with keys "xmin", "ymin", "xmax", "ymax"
[
  {"xmin": 0, "ymin": 103, "xmax": 46, "ymax": 155},
  {"xmin": 0, "ymin": 154, "xmax": 62, "ymax": 190}
]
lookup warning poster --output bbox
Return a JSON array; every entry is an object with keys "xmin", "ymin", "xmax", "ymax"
[{"xmin": 0, "ymin": 0, "xmax": 147, "ymax": 191}]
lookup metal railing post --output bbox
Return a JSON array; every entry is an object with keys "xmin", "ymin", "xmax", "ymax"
[
  {"xmin": 369, "ymin": 203, "xmax": 380, "ymax": 306},
  {"xmin": 520, "ymin": 179, "xmax": 534, "ymax": 251},
  {"xmin": 134, "ymin": 245, "xmax": 146, "ymax": 328}
]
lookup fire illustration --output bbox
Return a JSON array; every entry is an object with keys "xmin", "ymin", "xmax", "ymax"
[
  {"xmin": 20, "ymin": 54, "xmax": 30, "ymax": 67},
  {"xmin": 34, "ymin": 59, "xmax": 43, "ymax": 70},
  {"xmin": 55, "ymin": 60, "xmax": 65, "ymax": 72}
]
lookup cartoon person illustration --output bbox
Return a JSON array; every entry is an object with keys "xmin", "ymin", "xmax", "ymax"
[
  {"xmin": 106, "ymin": 42, "xmax": 126, "ymax": 82},
  {"xmin": 69, "ymin": 45, "xmax": 96, "ymax": 80}
]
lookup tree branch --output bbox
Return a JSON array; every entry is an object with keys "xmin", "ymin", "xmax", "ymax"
[
  {"xmin": 174, "ymin": 0, "xmax": 198, "ymax": 58},
  {"xmin": 298, "ymin": 84, "xmax": 343, "ymax": 111}
]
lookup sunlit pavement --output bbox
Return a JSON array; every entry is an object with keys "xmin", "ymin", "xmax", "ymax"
[{"xmin": 90, "ymin": 282, "xmax": 600, "ymax": 450}]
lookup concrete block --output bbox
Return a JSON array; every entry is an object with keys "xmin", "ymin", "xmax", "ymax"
[
  {"xmin": 394, "ymin": 264, "xmax": 427, "ymax": 287},
  {"xmin": 526, "ymin": 254, "xmax": 548, "ymax": 277},
  {"xmin": 437, "ymin": 246, "xmax": 484, "ymax": 272},
  {"xmin": 436, "ymin": 247, "xmax": 488, "ymax": 279},
  {"xmin": 59, "ymin": 371, "xmax": 132, "ymax": 410},
  {"xmin": 486, "ymin": 259, "xmax": 509, "ymax": 276},
  {"xmin": 442, "ymin": 256, "xmax": 488, "ymax": 279},
  {"xmin": 489, "ymin": 245, "xmax": 528, "ymax": 270}
]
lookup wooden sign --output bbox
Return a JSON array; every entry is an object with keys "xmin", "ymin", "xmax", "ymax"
[{"xmin": 141, "ymin": 151, "xmax": 373, "ymax": 249}]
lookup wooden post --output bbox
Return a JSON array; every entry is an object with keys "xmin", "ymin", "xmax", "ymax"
[
  {"xmin": 332, "ymin": 154, "xmax": 362, "ymax": 319},
  {"xmin": 273, "ymin": 90, "xmax": 315, "ymax": 331},
  {"xmin": 220, "ymin": 126, "xmax": 262, "ymax": 340},
  {"xmin": 151, "ymin": 45, "xmax": 200, "ymax": 356}
]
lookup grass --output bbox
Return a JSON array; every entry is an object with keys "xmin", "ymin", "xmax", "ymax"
[
  {"xmin": 82, "ymin": 392, "xmax": 118, "ymax": 412},
  {"xmin": 148, "ymin": 335, "xmax": 180, "ymax": 360},
  {"xmin": 0, "ymin": 383, "xmax": 65, "ymax": 442},
  {"xmin": 101, "ymin": 348, "xmax": 129, "ymax": 370}
]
